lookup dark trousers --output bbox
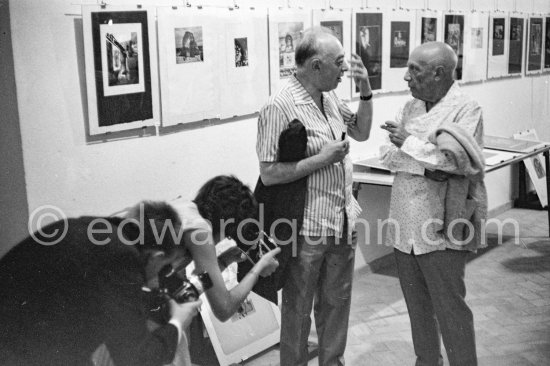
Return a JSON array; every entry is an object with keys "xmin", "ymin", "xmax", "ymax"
[
  {"xmin": 394, "ymin": 248, "xmax": 477, "ymax": 366},
  {"xmin": 280, "ymin": 233, "xmax": 356, "ymax": 366}
]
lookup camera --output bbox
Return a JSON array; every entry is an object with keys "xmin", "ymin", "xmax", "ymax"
[
  {"xmin": 158, "ymin": 264, "xmax": 213, "ymax": 303},
  {"xmin": 147, "ymin": 264, "xmax": 212, "ymax": 323}
]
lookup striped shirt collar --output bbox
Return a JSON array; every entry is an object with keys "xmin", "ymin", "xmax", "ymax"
[{"xmin": 289, "ymin": 75, "xmax": 315, "ymax": 105}]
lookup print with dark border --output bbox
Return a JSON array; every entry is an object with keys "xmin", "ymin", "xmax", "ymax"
[
  {"xmin": 355, "ymin": 13, "xmax": 383, "ymax": 91},
  {"xmin": 444, "ymin": 14, "xmax": 464, "ymax": 80},
  {"xmin": 390, "ymin": 21, "xmax": 410, "ymax": 68},
  {"xmin": 508, "ymin": 17, "xmax": 524, "ymax": 74},
  {"xmin": 91, "ymin": 11, "xmax": 152, "ymax": 127},
  {"xmin": 527, "ymin": 17, "xmax": 543, "ymax": 71},
  {"xmin": 544, "ymin": 17, "xmax": 550, "ymax": 69}
]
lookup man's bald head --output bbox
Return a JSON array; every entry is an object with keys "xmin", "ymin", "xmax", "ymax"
[
  {"xmin": 295, "ymin": 26, "xmax": 341, "ymax": 67},
  {"xmin": 404, "ymin": 42, "xmax": 457, "ymax": 104},
  {"xmin": 410, "ymin": 41, "xmax": 457, "ymax": 80}
]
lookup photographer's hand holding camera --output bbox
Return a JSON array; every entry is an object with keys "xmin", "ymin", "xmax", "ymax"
[{"xmin": 174, "ymin": 175, "xmax": 280, "ymax": 321}]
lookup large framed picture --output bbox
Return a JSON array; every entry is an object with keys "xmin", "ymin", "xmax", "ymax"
[
  {"xmin": 200, "ymin": 290, "xmax": 281, "ymax": 365},
  {"xmin": 157, "ymin": 7, "xmax": 222, "ymax": 126},
  {"xmin": 82, "ymin": 6, "xmax": 159, "ymax": 135},
  {"xmin": 416, "ymin": 10, "xmax": 443, "ymax": 44},
  {"xmin": 462, "ymin": 12, "xmax": 488, "ymax": 83},
  {"xmin": 312, "ymin": 8, "xmax": 352, "ymax": 101},
  {"xmin": 444, "ymin": 12, "xmax": 465, "ymax": 81},
  {"xmin": 382, "ymin": 10, "xmax": 416, "ymax": 93},
  {"xmin": 544, "ymin": 17, "xmax": 550, "ymax": 71},
  {"xmin": 218, "ymin": 7, "xmax": 270, "ymax": 119},
  {"xmin": 526, "ymin": 16, "xmax": 544, "ymax": 74},
  {"xmin": 487, "ymin": 14, "xmax": 509, "ymax": 78},
  {"xmin": 268, "ymin": 9, "xmax": 311, "ymax": 94},
  {"xmin": 508, "ymin": 16, "xmax": 526, "ymax": 75},
  {"xmin": 514, "ymin": 129, "xmax": 548, "ymax": 208},
  {"xmin": 353, "ymin": 11, "xmax": 383, "ymax": 95},
  {"xmin": 185, "ymin": 246, "xmax": 281, "ymax": 366}
]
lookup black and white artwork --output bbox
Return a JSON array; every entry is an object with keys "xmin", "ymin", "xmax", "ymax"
[
  {"xmin": 157, "ymin": 7, "xmax": 221, "ymax": 126},
  {"xmin": 278, "ymin": 22, "xmax": 303, "ymax": 78},
  {"xmin": 313, "ymin": 9, "xmax": 352, "ymax": 100},
  {"xmin": 508, "ymin": 17, "xmax": 524, "ymax": 74},
  {"xmin": 421, "ymin": 17, "xmax": 437, "ymax": 43},
  {"xmin": 492, "ymin": 18, "xmax": 505, "ymax": 56},
  {"xmin": 201, "ymin": 289, "xmax": 281, "ymax": 365},
  {"xmin": 527, "ymin": 17, "xmax": 543, "ymax": 72},
  {"xmin": 234, "ymin": 37, "xmax": 248, "ymax": 67},
  {"xmin": 390, "ymin": 21, "xmax": 409, "ymax": 68},
  {"xmin": 231, "ymin": 297, "xmax": 256, "ymax": 321},
  {"xmin": 83, "ymin": 7, "xmax": 159, "ymax": 135},
  {"xmin": 471, "ymin": 28, "xmax": 483, "ymax": 48},
  {"xmin": 462, "ymin": 12, "xmax": 488, "ymax": 82},
  {"xmin": 545, "ymin": 17, "xmax": 550, "ymax": 69},
  {"xmin": 101, "ymin": 25, "xmax": 142, "ymax": 93},
  {"xmin": 175, "ymin": 26, "xmax": 204, "ymax": 63},
  {"xmin": 220, "ymin": 7, "xmax": 269, "ymax": 119},
  {"xmin": 356, "ymin": 13, "xmax": 383, "ymax": 91},
  {"xmin": 444, "ymin": 14, "xmax": 464, "ymax": 80},
  {"xmin": 269, "ymin": 10, "xmax": 311, "ymax": 94}
]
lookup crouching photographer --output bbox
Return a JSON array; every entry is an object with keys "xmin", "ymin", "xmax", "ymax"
[
  {"xmin": 171, "ymin": 175, "xmax": 281, "ymax": 322},
  {"xmin": 0, "ymin": 201, "xmax": 201, "ymax": 366}
]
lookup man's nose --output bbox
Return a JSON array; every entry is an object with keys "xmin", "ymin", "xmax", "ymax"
[
  {"xmin": 342, "ymin": 59, "xmax": 350, "ymax": 72},
  {"xmin": 404, "ymin": 70, "xmax": 411, "ymax": 81}
]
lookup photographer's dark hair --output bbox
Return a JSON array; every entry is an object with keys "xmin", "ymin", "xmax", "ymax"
[
  {"xmin": 124, "ymin": 201, "xmax": 182, "ymax": 254},
  {"xmin": 193, "ymin": 175, "xmax": 258, "ymax": 241}
]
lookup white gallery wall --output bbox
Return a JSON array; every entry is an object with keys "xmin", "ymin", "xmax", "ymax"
[{"xmin": 2, "ymin": 0, "xmax": 550, "ymax": 259}]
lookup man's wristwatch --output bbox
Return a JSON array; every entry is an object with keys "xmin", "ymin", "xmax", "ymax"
[{"xmin": 359, "ymin": 93, "xmax": 373, "ymax": 101}]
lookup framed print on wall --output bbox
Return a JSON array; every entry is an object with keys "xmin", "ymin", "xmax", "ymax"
[
  {"xmin": 416, "ymin": 9, "xmax": 443, "ymax": 44},
  {"xmin": 82, "ymin": 5, "xmax": 160, "ymax": 135},
  {"xmin": 444, "ymin": 12, "xmax": 465, "ymax": 81},
  {"xmin": 217, "ymin": 7, "xmax": 269, "ymax": 119},
  {"xmin": 312, "ymin": 8, "xmax": 352, "ymax": 101},
  {"xmin": 268, "ymin": 9, "xmax": 311, "ymax": 95},
  {"xmin": 508, "ymin": 16, "xmax": 526, "ymax": 75},
  {"xmin": 462, "ymin": 11, "xmax": 488, "ymax": 83},
  {"xmin": 543, "ymin": 16, "xmax": 550, "ymax": 71},
  {"xmin": 382, "ymin": 10, "xmax": 416, "ymax": 93},
  {"xmin": 157, "ymin": 6, "xmax": 222, "ymax": 126},
  {"xmin": 487, "ymin": 13, "xmax": 509, "ymax": 78},
  {"xmin": 353, "ymin": 10, "xmax": 383, "ymax": 96},
  {"xmin": 526, "ymin": 16, "xmax": 544, "ymax": 74}
]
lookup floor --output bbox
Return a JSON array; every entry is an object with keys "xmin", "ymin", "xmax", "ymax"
[{"xmin": 238, "ymin": 208, "xmax": 550, "ymax": 366}]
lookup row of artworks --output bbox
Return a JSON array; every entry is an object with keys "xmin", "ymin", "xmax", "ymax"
[{"xmin": 82, "ymin": 6, "xmax": 550, "ymax": 135}]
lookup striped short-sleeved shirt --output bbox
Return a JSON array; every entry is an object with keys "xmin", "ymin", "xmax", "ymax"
[{"xmin": 256, "ymin": 75, "xmax": 361, "ymax": 238}]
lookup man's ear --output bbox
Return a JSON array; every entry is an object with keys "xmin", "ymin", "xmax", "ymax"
[{"xmin": 310, "ymin": 58, "xmax": 322, "ymax": 71}]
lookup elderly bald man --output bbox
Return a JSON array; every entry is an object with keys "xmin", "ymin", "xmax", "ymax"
[
  {"xmin": 256, "ymin": 27, "xmax": 373, "ymax": 366},
  {"xmin": 380, "ymin": 42, "xmax": 485, "ymax": 366}
]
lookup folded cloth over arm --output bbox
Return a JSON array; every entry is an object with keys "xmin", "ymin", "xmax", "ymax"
[
  {"xmin": 237, "ymin": 119, "xmax": 308, "ymax": 304},
  {"xmin": 429, "ymin": 123, "xmax": 487, "ymax": 250}
]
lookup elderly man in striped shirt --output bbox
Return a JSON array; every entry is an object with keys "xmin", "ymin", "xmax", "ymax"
[{"xmin": 256, "ymin": 27, "xmax": 374, "ymax": 366}]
